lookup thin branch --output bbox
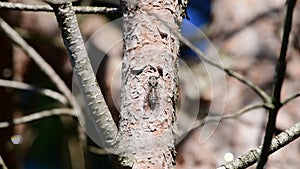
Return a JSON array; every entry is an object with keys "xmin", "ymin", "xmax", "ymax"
[
  {"xmin": 72, "ymin": 5, "xmax": 119, "ymax": 14},
  {"xmin": 0, "ymin": 108, "xmax": 75, "ymax": 128},
  {"xmin": 148, "ymin": 12, "xmax": 271, "ymax": 104},
  {"xmin": 0, "ymin": 155, "xmax": 8, "ymax": 169},
  {"xmin": 0, "ymin": 79, "xmax": 68, "ymax": 104},
  {"xmin": 176, "ymin": 103, "xmax": 265, "ymax": 140},
  {"xmin": 49, "ymin": 2, "xmax": 117, "ymax": 146},
  {"xmin": 224, "ymin": 69, "xmax": 271, "ymax": 104},
  {"xmin": 183, "ymin": 34, "xmax": 271, "ymax": 103},
  {"xmin": 209, "ymin": 6, "xmax": 283, "ymax": 41},
  {"xmin": 0, "ymin": 1, "xmax": 119, "ymax": 14},
  {"xmin": 218, "ymin": 121, "xmax": 300, "ymax": 169},
  {"xmin": 0, "ymin": 17, "xmax": 81, "ymax": 113},
  {"xmin": 281, "ymin": 92, "xmax": 300, "ymax": 106},
  {"xmin": 257, "ymin": 0, "xmax": 297, "ymax": 168},
  {"xmin": 88, "ymin": 146, "xmax": 110, "ymax": 155},
  {"xmin": 194, "ymin": 103, "xmax": 267, "ymax": 128}
]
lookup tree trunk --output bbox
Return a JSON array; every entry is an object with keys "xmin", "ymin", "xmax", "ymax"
[{"xmin": 117, "ymin": 0, "xmax": 184, "ymax": 168}]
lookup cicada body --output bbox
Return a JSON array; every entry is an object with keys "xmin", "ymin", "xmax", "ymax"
[{"xmin": 148, "ymin": 76, "xmax": 159, "ymax": 110}]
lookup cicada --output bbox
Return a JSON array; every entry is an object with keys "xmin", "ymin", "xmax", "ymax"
[{"xmin": 148, "ymin": 76, "xmax": 158, "ymax": 110}]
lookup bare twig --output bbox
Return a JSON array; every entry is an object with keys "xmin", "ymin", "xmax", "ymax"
[
  {"xmin": 218, "ymin": 121, "xmax": 300, "ymax": 169},
  {"xmin": 224, "ymin": 69, "xmax": 271, "ymax": 103},
  {"xmin": 88, "ymin": 146, "xmax": 110, "ymax": 155},
  {"xmin": 0, "ymin": 1, "xmax": 119, "ymax": 14},
  {"xmin": 209, "ymin": 6, "xmax": 283, "ymax": 41},
  {"xmin": 148, "ymin": 12, "xmax": 271, "ymax": 104},
  {"xmin": 49, "ymin": 2, "xmax": 117, "ymax": 146},
  {"xmin": 176, "ymin": 103, "xmax": 266, "ymax": 140},
  {"xmin": 0, "ymin": 108, "xmax": 75, "ymax": 128},
  {"xmin": 0, "ymin": 13, "xmax": 87, "ymax": 168},
  {"xmin": 0, "ymin": 155, "xmax": 8, "ymax": 169},
  {"xmin": 0, "ymin": 17, "xmax": 80, "ymax": 112},
  {"xmin": 0, "ymin": 79, "xmax": 68, "ymax": 104},
  {"xmin": 194, "ymin": 103, "xmax": 268, "ymax": 127},
  {"xmin": 257, "ymin": 0, "xmax": 297, "ymax": 168},
  {"xmin": 281, "ymin": 92, "xmax": 300, "ymax": 106}
]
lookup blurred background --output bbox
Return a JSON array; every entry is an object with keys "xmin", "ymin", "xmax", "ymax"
[{"xmin": 0, "ymin": 0, "xmax": 300, "ymax": 168}]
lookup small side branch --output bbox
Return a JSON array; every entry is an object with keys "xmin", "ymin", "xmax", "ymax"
[
  {"xmin": 224, "ymin": 69, "xmax": 271, "ymax": 104},
  {"xmin": 257, "ymin": 0, "xmax": 297, "ymax": 168},
  {"xmin": 0, "ymin": 1, "xmax": 119, "ymax": 14},
  {"xmin": 88, "ymin": 146, "xmax": 109, "ymax": 155},
  {"xmin": 179, "ymin": 103, "xmax": 266, "ymax": 139},
  {"xmin": 0, "ymin": 16, "xmax": 87, "ymax": 167},
  {"xmin": 194, "ymin": 103, "xmax": 267, "ymax": 128},
  {"xmin": 281, "ymin": 92, "xmax": 300, "ymax": 106},
  {"xmin": 0, "ymin": 79, "xmax": 68, "ymax": 104},
  {"xmin": 183, "ymin": 35, "xmax": 271, "ymax": 103},
  {"xmin": 0, "ymin": 108, "xmax": 75, "ymax": 128},
  {"xmin": 0, "ymin": 155, "xmax": 8, "ymax": 169},
  {"xmin": 0, "ymin": 17, "xmax": 80, "ymax": 112},
  {"xmin": 218, "ymin": 121, "xmax": 300, "ymax": 169}
]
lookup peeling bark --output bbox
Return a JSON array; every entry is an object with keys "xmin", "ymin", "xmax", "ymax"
[{"xmin": 117, "ymin": 0, "xmax": 184, "ymax": 168}]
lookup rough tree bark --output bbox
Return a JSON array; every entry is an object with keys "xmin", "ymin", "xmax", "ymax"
[
  {"xmin": 45, "ymin": 0, "xmax": 186, "ymax": 168},
  {"xmin": 117, "ymin": 0, "xmax": 186, "ymax": 168}
]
